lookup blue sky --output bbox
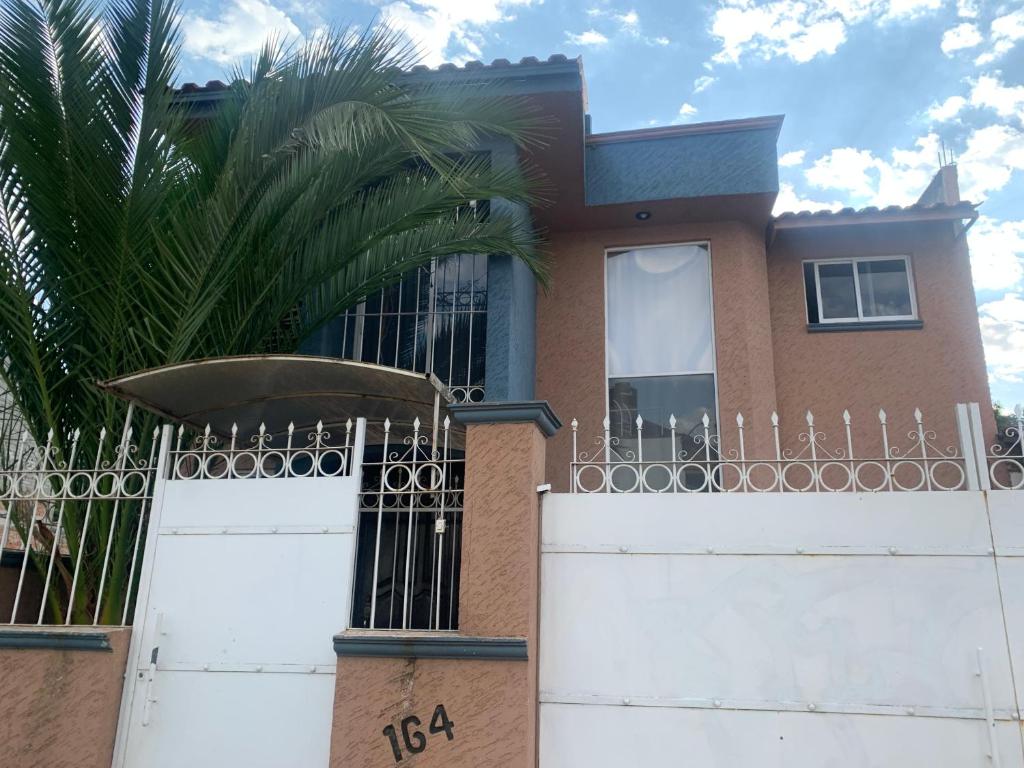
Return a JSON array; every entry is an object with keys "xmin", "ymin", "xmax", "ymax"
[{"xmin": 174, "ymin": 0, "xmax": 1024, "ymax": 410}]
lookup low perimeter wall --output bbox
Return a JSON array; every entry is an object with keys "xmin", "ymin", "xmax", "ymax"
[
  {"xmin": 0, "ymin": 627, "xmax": 131, "ymax": 768},
  {"xmin": 540, "ymin": 490, "xmax": 1024, "ymax": 767}
]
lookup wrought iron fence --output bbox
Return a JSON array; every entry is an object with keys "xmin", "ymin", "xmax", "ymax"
[
  {"xmin": 168, "ymin": 420, "xmax": 357, "ymax": 480},
  {"xmin": 0, "ymin": 424, "xmax": 160, "ymax": 625},
  {"xmin": 570, "ymin": 408, "xmax": 976, "ymax": 493},
  {"xmin": 350, "ymin": 416, "xmax": 464, "ymax": 632},
  {"xmin": 988, "ymin": 408, "xmax": 1024, "ymax": 491}
]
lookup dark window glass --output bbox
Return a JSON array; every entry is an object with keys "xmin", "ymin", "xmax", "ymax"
[
  {"xmin": 338, "ymin": 254, "xmax": 487, "ymax": 400},
  {"xmin": 857, "ymin": 259, "xmax": 913, "ymax": 317},
  {"xmin": 608, "ymin": 374, "xmax": 717, "ymax": 461},
  {"xmin": 817, "ymin": 262, "xmax": 858, "ymax": 320},
  {"xmin": 803, "ymin": 262, "xmax": 820, "ymax": 323}
]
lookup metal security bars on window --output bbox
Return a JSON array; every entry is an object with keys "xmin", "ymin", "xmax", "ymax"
[
  {"xmin": 571, "ymin": 408, "xmax": 970, "ymax": 493},
  {"xmin": 338, "ymin": 254, "xmax": 487, "ymax": 404},
  {"xmin": 989, "ymin": 407, "xmax": 1024, "ymax": 491},
  {"xmin": 168, "ymin": 421, "xmax": 355, "ymax": 480},
  {"xmin": 0, "ymin": 424, "xmax": 160, "ymax": 626},
  {"xmin": 351, "ymin": 417, "xmax": 463, "ymax": 631}
]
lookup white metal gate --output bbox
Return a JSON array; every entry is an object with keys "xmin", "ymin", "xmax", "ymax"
[{"xmin": 112, "ymin": 420, "xmax": 365, "ymax": 768}]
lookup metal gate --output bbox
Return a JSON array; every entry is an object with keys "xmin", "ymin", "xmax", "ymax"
[{"xmin": 112, "ymin": 420, "xmax": 365, "ymax": 768}]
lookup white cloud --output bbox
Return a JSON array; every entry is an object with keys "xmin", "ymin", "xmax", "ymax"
[
  {"xmin": 941, "ymin": 22, "xmax": 982, "ymax": 55},
  {"xmin": 616, "ymin": 9, "xmax": 639, "ymax": 26},
  {"xmin": 968, "ymin": 217, "xmax": 1024, "ymax": 292},
  {"xmin": 772, "ymin": 182, "xmax": 843, "ymax": 214},
  {"xmin": 976, "ymin": 8, "xmax": 1024, "ymax": 66},
  {"xmin": 803, "ymin": 126, "xmax": 1024, "ymax": 207},
  {"xmin": 579, "ymin": 7, "xmax": 669, "ymax": 46},
  {"xmin": 957, "ymin": 0, "xmax": 978, "ymax": 19},
  {"xmin": 693, "ymin": 75, "xmax": 716, "ymax": 93},
  {"xmin": 778, "ymin": 149, "xmax": 806, "ymax": 166},
  {"xmin": 969, "ymin": 74, "xmax": 1024, "ymax": 118},
  {"xmin": 565, "ymin": 28, "xmax": 609, "ymax": 46},
  {"xmin": 708, "ymin": 0, "xmax": 943, "ymax": 65},
  {"xmin": 806, "ymin": 145, "xmax": 893, "ymax": 200},
  {"xmin": 380, "ymin": 0, "xmax": 536, "ymax": 67},
  {"xmin": 673, "ymin": 102, "xmax": 699, "ymax": 123},
  {"xmin": 958, "ymin": 124, "xmax": 1024, "ymax": 200},
  {"xmin": 181, "ymin": 0, "xmax": 300, "ymax": 64},
  {"xmin": 979, "ymin": 292, "xmax": 1024, "ymax": 386},
  {"xmin": 926, "ymin": 95, "xmax": 967, "ymax": 122}
]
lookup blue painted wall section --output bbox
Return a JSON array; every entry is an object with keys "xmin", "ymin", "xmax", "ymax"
[
  {"xmin": 483, "ymin": 137, "xmax": 538, "ymax": 402},
  {"xmin": 586, "ymin": 127, "xmax": 780, "ymax": 206}
]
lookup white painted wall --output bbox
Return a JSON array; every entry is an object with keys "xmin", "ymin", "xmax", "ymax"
[{"xmin": 540, "ymin": 491, "xmax": 1024, "ymax": 767}]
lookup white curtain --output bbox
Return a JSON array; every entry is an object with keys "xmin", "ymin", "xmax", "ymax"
[{"xmin": 606, "ymin": 244, "xmax": 714, "ymax": 377}]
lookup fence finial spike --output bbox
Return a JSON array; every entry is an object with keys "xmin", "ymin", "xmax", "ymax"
[
  {"xmin": 702, "ymin": 412, "xmax": 710, "ymax": 428},
  {"xmin": 46, "ymin": 427, "xmax": 54, "ymax": 441},
  {"xmin": 669, "ymin": 413, "xmax": 677, "ymax": 429},
  {"xmin": 345, "ymin": 418, "xmax": 352, "ymax": 431},
  {"xmin": 571, "ymin": 417, "xmax": 579, "ymax": 430},
  {"xmin": 805, "ymin": 410, "xmax": 814, "ymax": 426},
  {"xmin": 384, "ymin": 417, "xmax": 391, "ymax": 431},
  {"xmin": 635, "ymin": 414, "xmax": 643, "ymax": 429},
  {"xmin": 736, "ymin": 412, "xmax": 744, "ymax": 427},
  {"xmin": 443, "ymin": 415, "xmax": 450, "ymax": 428},
  {"xmin": 259, "ymin": 422, "xmax": 267, "ymax": 434},
  {"xmin": 287, "ymin": 421, "xmax": 295, "ymax": 434},
  {"xmin": 176, "ymin": 424, "xmax": 184, "ymax": 437},
  {"xmin": 842, "ymin": 409, "xmax": 851, "ymax": 425},
  {"xmin": 602, "ymin": 416, "xmax": 610, "ymax": 430},
  {"xmin": 73, "ymin": 427, "xmax": 81, "ymax": 439},
  {"xmin": 878, "ymin": 408, "xmax": 887, "ymax": 423},
  {"xmin": 204, "ymin": 423, "xmax": 211, "ymax": 436},
  {"xmin": 413, "ymin": 416, "xmax": 421, "ymax": 431},
  {"xmin": 914, "ymin": 407, "xmax": 923, "ymax": 423},
  {"xmin": 771, "ymin": 411, "xmax": 779, "ymax": 426},
  {"xmin": 231, "ymin": 423, "xmax": 238, "ymax": 436}
]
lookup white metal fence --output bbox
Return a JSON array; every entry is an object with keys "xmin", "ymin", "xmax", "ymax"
[
  {"xmin": 1, "ymin": 414, "xmax": 465, "ymax": 631},
  {"xmin": 570, "ymin": 403, "xmax": 1020, "ymax": 494},
  {"xmin": 351, "ymin": 416, "xmax": 464, "ymax": 631},
  {"xmin": 169, "ymin": 420, "xmax": 357, "ymax": 480},
  {"xmin": 0, "ymin": 424, "xmax": 160, "ymax": 626}
]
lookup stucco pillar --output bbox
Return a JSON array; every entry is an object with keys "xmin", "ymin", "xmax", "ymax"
[{"xmin": 331, "ymin": 401, "xmax": 559, "ymax": 768}]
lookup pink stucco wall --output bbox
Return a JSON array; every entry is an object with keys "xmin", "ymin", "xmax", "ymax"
[
  {"xmin": 0, "ymin": 627, "xmax": 131, "ymax": 768},
  {"xmin": 535, "ymin": 216, "xmax": 994, "ymax": 488},
  {"xmin": 536, "ymin": 220, "xmax": 779, "ymax": 490},
  {"xmin": 768, "ymin": 220, "xmax": 995, "ymax": 457}
]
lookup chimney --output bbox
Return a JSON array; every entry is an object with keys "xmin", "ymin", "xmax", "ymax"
[{"xmin": 917, "ymin": 164, "xmax": 961, "ymax": 206}]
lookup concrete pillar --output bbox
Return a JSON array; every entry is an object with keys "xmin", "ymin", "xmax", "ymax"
[{"xmin": 331, "ymin": 401, "xmax": 559, "ymax": 768}]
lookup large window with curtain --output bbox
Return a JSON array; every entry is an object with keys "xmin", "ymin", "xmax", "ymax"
[{"xmin": 606, "ymin": 243, "xmax": 717, "ymax": 461}]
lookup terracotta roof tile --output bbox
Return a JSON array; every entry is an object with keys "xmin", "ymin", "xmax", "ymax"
[
  {"xmin": 771, "ymin": 200, "xmax": 979, "ymax": 229},
  {"xmin": 773, "ymin": 200, "xmax": 977, "ymax": 221},
  {"xmin": 175, "ymin": 54, "xmax": 578, "ymax": 95}
]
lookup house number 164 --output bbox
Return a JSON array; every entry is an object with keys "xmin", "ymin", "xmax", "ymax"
[{"xmin": 382, "ymin": 704, "xmax": 455, "ymax": 762}]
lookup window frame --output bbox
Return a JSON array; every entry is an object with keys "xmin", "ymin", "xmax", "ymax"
[
  {"xmin": 806, "ymin": 254, "xmax": 918, "ymax": 325},
  {"xmin": 602, "ymin": 241, "xmax": 720, "ymax": 430}
]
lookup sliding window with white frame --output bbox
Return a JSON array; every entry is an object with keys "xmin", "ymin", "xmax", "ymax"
[
  {"xmin": 605, "ymin": 243, "xmax": 717, "ymax": 464},
  {"xmin": 803, "ymin": 255, "xmax": 918, "ymax": 325}
]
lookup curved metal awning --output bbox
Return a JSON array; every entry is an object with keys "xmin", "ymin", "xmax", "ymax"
[{"xmin": 98, "ymin": 355, "xmax": 453, "ymax": 440}]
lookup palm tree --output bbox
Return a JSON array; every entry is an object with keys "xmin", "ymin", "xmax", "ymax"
[{"xmin": 0, "ymin": 0, "xmax": 547, "ymax": 622}]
